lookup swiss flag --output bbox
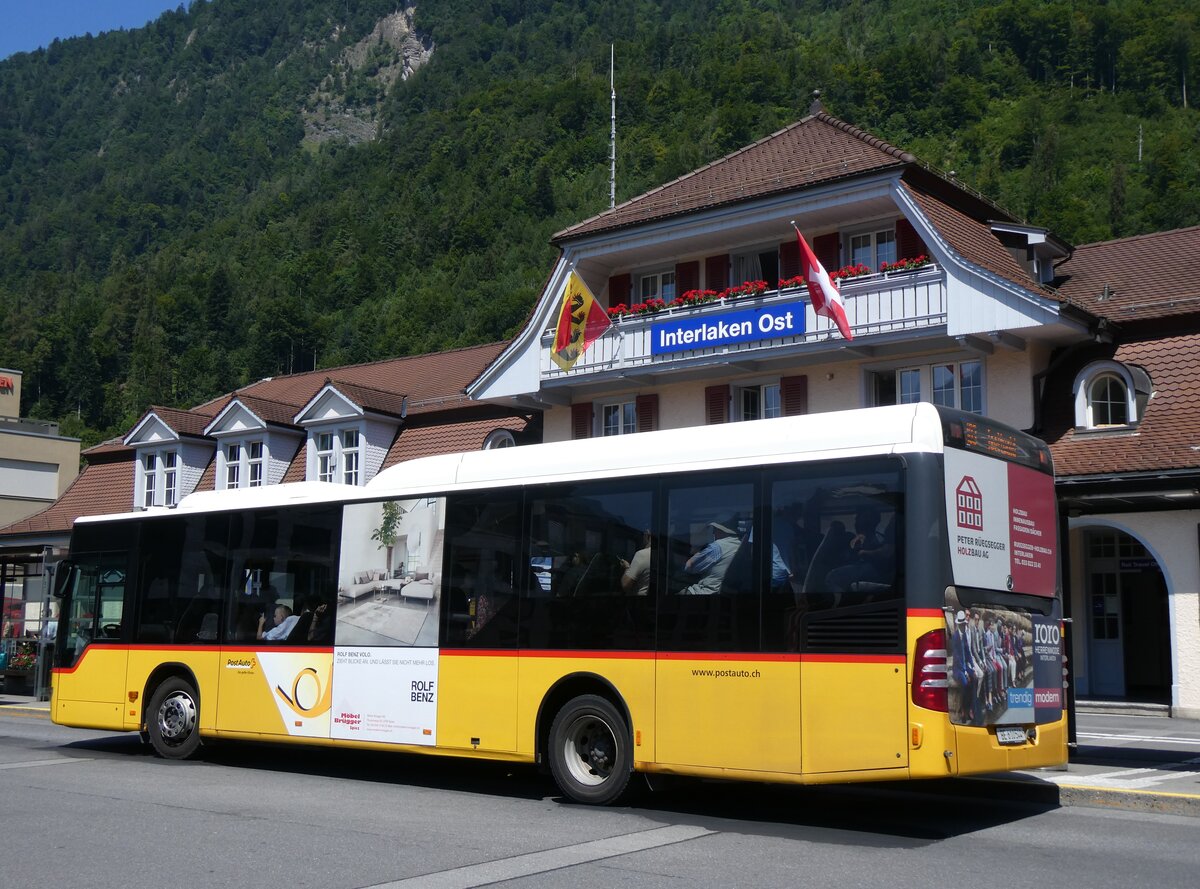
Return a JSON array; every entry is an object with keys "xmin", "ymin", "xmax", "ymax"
[{"xmin": 793, "ymin": 223, "xmax": 853, "ymax": 340}]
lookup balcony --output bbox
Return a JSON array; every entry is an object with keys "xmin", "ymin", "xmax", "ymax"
[{"xmin": 540, "ymin": 264, "xmax": 947, "ymax": 381}]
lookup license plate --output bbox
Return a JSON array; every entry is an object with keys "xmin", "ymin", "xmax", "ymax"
[{"xmin": 996, "ymin": 727, "xmax": 1026, "ymax": 746}]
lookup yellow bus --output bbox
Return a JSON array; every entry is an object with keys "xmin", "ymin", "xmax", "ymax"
[{"xmin": 50, "ymin": 403, "xmax": 1066, "ymax": 804}]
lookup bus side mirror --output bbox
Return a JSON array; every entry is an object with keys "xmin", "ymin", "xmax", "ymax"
[{"xmin": 52, "ymin": 561, "xmax": 73, "ymax": 599}]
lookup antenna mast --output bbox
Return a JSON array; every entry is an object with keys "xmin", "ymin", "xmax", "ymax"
[{"xmin": 610, "ymin": 44, "xmax": 616, "ymax": 209}]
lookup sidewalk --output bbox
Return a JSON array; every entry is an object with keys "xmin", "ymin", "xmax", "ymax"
[{"xmin": 4, "ymin": 692, "xmax": 1198, "ymax": 815}]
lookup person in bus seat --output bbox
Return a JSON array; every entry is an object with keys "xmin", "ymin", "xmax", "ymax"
[
  {"xmin": 258, "ymin": 604, "xmax": 297, "ymax": 641},
  {"xmin": 620, "ymin": 531, "xmax": 652, "ymax": 596},
  {"xmin": 307, "ymin": 597, "xmax": 333, "ymax": 643},
  {"xmin": 680, "ymin": 519, "xmax": 742, "ymax": 595},
  {"xmin": 824, "ymin": 506, "xmax": 894, "ymax": 595}
]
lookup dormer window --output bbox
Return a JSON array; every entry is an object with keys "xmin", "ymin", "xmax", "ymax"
[
  {"xmin": 307, "ymin": 425, "xmax": 367, "ymax": 485},
  {"xmin": 483, "ymin": 429, "xmax": 516, "ymax": 449},
  {"xmin": 1089, "ymin": 375, "xmax": 1128, "ymax": 426},
  {"xmin": 316, "ymin": 432, "xmax": 336, "ymax": 482},
  {"xmin": 220, "ymin": 439, "xmax": 266, "ymax": 490},
  {"xmin": 142, "ymin": 449, "xmax": 178, "ymax": 508},
  {"xmin": 1074, "ymin": 361, "xmax": 1147, "ymax": 430},
  {"xmin": 341, "ymin": 429, "xmax": 361, "ymax": 485}
]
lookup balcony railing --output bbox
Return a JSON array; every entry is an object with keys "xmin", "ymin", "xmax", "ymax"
[{"xmin": 541, "ymin": 264, "xmax": 946, "ymax": 380}]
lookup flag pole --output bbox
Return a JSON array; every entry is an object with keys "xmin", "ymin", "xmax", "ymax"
[{"xmin": 610, "ymin": 44, "xmax": 616, "ymax": 209}]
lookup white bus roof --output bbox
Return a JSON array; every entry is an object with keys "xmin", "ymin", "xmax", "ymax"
[
  {"xmin": 77, "ymin": 403, "xmax": 950, "ymax": 524},
  {"xmin": 367, "ymin": 402, "xmax": 947, "ymax": 499}
]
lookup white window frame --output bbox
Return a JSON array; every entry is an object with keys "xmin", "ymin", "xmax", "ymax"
[
  {"xmin": 308, "ymin": 423, "xmax": 367, "ymax": 485},
  {"xmin": 845, "ymin": 221, "xmax": 898, "ymax": 270},
  {"xmin": 316, "ymin": 431, "xmax": 336, "ymax": 483},
  {"xmin": 735, "ymin": 381, "xmax": 782, "ymax": 421},
  {"xmin": 599, "ymin": 400, "xmax": 637, "ymax": 436},
  {"xmin": 637, "ymin": 269, "xmax": 676, "ymax": 303},
  {"xmin": 868, "ymin": 358, "xmax": 986, "ymax": 414},
  {"xmin": 1073, "ymin": 360, "xmax": 1138, "ymax": 429},
  {"xmin": 247, "ymin": 440, "xmax": 264, "ymax": 487},
  {"xmin": 140, "ymin": 447, "xmax": 179, "ymax": 508},
  {"xmin": 341, "ymin": 429, "xmax": 361, "ymax": 486},
  {"xmin": 219, "ymin": 438, "xmax": 267, "ymax": 490},
  {"xmin": 224, "ymin": 444, "xmax": 241, "ymax": 489}
]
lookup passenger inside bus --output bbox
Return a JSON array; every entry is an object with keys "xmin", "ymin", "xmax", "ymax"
[
  {"xmin": 824, "ymin": 506, "xmax": 895, "ymax": 595},
  {"xmin": 680, "ymin": 518, "xmax": 742, "ymax": 595}
]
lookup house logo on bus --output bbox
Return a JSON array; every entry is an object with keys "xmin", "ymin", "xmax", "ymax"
[{"xmin": 956, "ymin": 476, "xmax": 984, "ymax": 531}]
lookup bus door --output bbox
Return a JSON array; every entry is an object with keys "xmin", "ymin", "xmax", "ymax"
[
  {"xmin": 216, "ymin": 507, "xmax": 340, "ymax": 741},
  {"xmin": 655, "ymin": 474, "xmax": 802, "ymax": 774},
  {"xmin": 437, "ymin": 492, "xmax": 521, "ymax": 753},
  {"xmin": 770, "ymin": 463, "xmax": 909, "ymax": 775},
  {"xmin": 54, "ymin": 551, "xmax": 130, "ymax": 728}
]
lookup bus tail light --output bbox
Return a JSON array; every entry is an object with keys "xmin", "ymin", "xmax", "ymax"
[{"xmin": 912, "ymin": 629, "xmax": 949, "ymax": 712}]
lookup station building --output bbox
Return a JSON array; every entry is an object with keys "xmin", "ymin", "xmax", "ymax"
[{"xmin": 468, "ymin": 103, "xmax": 1200, "ymax": 717}]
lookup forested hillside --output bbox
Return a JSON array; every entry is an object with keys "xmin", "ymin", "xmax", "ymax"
[{"xmin": 1, "ymin": 0, "xmax": 1197, "ymax": 447}]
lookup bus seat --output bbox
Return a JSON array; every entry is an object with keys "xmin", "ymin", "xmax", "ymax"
[
  {"xmin": 195, "ymin": 613, "xmax": 218, "ymax": 642},
  {"xmin": 802, "ymin": 521, "xmax": 851, "ymax": 595},
  {"xmin": 286, "ymin": 611, "xmax": 314, "ymax": 643}
]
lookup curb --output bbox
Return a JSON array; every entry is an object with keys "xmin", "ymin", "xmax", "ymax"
[
  {"xmin": 965, "ymin": 774, "xmax": 1200, "ymax": 818},
  {"xmin": 1053, "ymin": 782, "xmax": 1200, "ymax": 817},
  {"xmin": 0, "ymin": 704, "xmax": 50, "ymax": 717}
]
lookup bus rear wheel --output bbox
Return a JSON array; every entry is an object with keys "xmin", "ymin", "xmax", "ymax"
[
  {"xmin": 146, "ymin": 677, "xmax": 201, "ymax": 760},
  {"xmin": 548, "ymin": 695, "xmax": 632, "ymax": 805}
]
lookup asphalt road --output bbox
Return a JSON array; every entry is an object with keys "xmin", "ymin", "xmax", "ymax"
[{"xmin": 2, "ymin": 711, "xmax": 1198, "ymax": 889}]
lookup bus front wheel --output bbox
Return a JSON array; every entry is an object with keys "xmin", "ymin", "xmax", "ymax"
[
  {"xmin": 548, "ymin": 695, "xmax": 632, "ymax": 805},
  {"xmin": 146, "ymin": 677, "xmax": 201, "ymax": 760}
]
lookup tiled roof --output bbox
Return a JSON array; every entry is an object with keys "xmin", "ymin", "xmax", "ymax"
[
  {"xmin": 1054, "ymin": 225, "xmax": 1200, "ymax": 323},
  {"xmin": 325, "ymin": 379, "xmax": 409, "ymax": 419},
  {"xmin": 554, "ymin": 112, "xmax": 913, "ymax": 241},
  {"xmin": 134, "ymin": 404, "xmax": 224, "ymax": 440},
  {"xmin": 280, "ymin": 440, "xmax": 308, "ymax": 484},
  {"xmin": 220, "ymin": 393, "xmax": 303, "ymax": 429},
  {"xmin": 1042, "ymin": 331, "xmax": 1200, "ymax": 477},
  {"xmin": 0, "ymin": 452, "xmax": 134, "ymax": 535},
  {"xmin": 902, "ymin": 182, "xmax": 1051, "ymax": 298},
  {"xmin": 233, "ymin": 342, "xmax": 507, "ymax": 408},
  {"xmin": 384, "ymin": 416, "xmax": 533, "ymax": 467}
]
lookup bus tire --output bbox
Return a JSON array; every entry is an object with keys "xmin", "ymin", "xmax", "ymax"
[
  {"xmin": 548, "ymin": 694, "xmax": 632, "ymax": 805},
  {"xmin": 146, "ymin": 677, "xmax": 201, "ymax": 760}
]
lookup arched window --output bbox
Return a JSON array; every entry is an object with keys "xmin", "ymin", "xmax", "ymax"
[
  {"xmin": 1088, "ymin": 375, "xmax": 1128, "ymax": 426},
  {"xmin": 1073, "ymin": 361, "xmax": 1148, "ymax": 430},
  {"xmin": 483, "ymin": 429, "xmax": 516, "ymax": 450}
]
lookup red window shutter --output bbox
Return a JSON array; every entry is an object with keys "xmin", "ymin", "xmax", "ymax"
[
  {"xmin": 571, "ymin": 402, "xmax": 593, "ymax": 439},
  {"xmin": 813, "ymin": 233, "xmax": 840, "ymax": 272},
  {"xmin": 635, "ymin": 394, "xmax": 659, "ymax": 433},
  {"xmin": 705, "ymin": 385, "xmax": 730, "ymax": 425},
  {"xmin": 895, "ymin": 218, "xmax": 928, "ymax": 261},
  {"xmin": 606, "ymin": 273, "xmax": 631, "ymax": 309},
  {"xmin": 779, "ymin": 239, "xmax": 800, "ymax": 281},
  {"xmin": 705, "ymin": 254, "xmax": 729, "ymax": 291},
  {"xmin": 780, "ymin": 375, "xmax": 808, "ymax": 416},
  {"xmin": 674, "ymin": 261, "xmax": 699, "ymax": 296}
]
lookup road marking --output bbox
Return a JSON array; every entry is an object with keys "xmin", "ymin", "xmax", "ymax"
[
  {"xmin": 1077, "ymin": 732, "xmax": 1200, "ymax": 746},
  {"xmin": 1041, "ymin": 758, "xmax": 1200, "ymax": 789},
  {"xmin": 365, "ymin": 824, "xmax": 715, "ymax": 889},
  {"xmin": 0, "ymin": 758, "xmax": 92, "ymax": 771}
]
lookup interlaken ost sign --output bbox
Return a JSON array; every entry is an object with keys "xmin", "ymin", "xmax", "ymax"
[{"xmin": 650, "ymin": 301, "xmax": 807, "ymax": 355}]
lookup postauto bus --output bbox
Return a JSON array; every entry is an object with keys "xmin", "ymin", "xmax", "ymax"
[{"xmin": 50, "ymin": 403, "xmax": 1066, "ymax": 804}]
